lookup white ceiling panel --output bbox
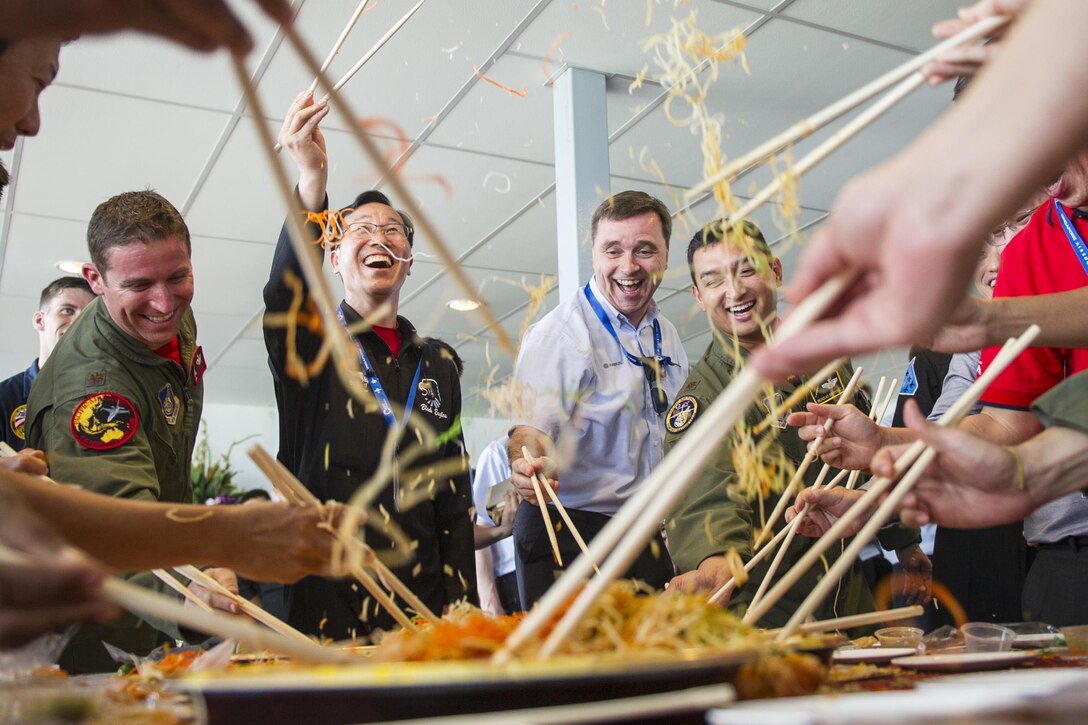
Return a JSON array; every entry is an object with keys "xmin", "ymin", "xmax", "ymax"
[
  {"xmin": 193, "ymin": 311, "xmax": 261, "ymax": 363},
  {"xmin": 514, "ymin": 1, "xmax": 763, "ymax": 78},
  {"xmin": 16, "ymin": 87, "xmax": 230, "ymax": 222},
  {"xmin": 189, "ymin": 237, "xmax": 276, "ymax": 315},
  {"xmin": 0, "ymin": 215, "xmax": 90, "ymax": 299},
  {"xmin": 457, "ymin": 193, "xmax": 558, "ymax": 275},
  {"xmin": 203, "ymin": 362, "xmax": 276, "ymax": 407},
  {"xmin": 0, "ymin": 293, "xmax": 38, "ymax": 362},
  {"xmin": 782, "ymin": 0, "xmax": 956, "ymax": 50}
]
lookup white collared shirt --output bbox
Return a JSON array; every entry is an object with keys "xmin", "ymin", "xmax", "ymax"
[
  {"xmin": 512, "ymin": 277, "xmax": 688, "ymax": 515},
  {"xmin": 472, "ymin": 436, "xmax": 516, "ymax": 576}
]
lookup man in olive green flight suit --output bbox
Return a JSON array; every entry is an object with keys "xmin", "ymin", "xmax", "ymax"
[
  {"xmin": 27, "ymin": 190, "xmax": 217, "ymax": 673},
  {"xmin": 664, "ymin": 219, "xmax": 930, "ymax": 629}
]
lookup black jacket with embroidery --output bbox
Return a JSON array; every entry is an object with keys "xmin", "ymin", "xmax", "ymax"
[{"xmin": 265, "ymin": 207, "xmax": 475, "ymax": 640}]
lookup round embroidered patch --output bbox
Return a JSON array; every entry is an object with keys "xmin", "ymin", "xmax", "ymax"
[
  {"xmin": 9, "ymin": 404, "xmax": 26, "ymax": 440},
  {"xmin": 71, "ymin": 392, "xmax": 139, "ymax": 450},
  {"xmin": 665, "ymin": 395, "xmax": 699, "ymax": 434}
]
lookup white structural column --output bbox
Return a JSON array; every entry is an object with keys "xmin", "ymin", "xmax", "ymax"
[{"xmin": 552, "ymin": 68, "xmax": 611, "ymax": 299}]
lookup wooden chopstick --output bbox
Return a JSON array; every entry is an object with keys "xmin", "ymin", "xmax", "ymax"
[
  {"xmin": 0, "ymin": 542, "xmax": 349, "ymax": 664},
  {"xmin": 522, "ymin": 447, "xmax": 562, "ymax": 567},
  {"xmin": 683, "ymin": 14, "xmax": 1008, "ymax": 200},
  {"xmin": 494, "ymin": 274, "xmax": 851, "ymax": 664},
  {"xmin": 792, "ymin": 604, "xmax": 923, "ymax": 635},
  {"xmin": 174, "ymin": 564, "xmax": 312, "ymax": 643},
  {"xmin": 152, "ymin": 568, "xmax": 213, "ymax": 613},
  {"xmin": 307, "ymin": 0, "xmax": 371, "ymax": 94},
  {"xmin": 761, "ymin": 326, "xmax": 1040, "ymax": 636},
  {"xmin": 247, "ymin": 444, "xmax": 434, "ymax": 626}
]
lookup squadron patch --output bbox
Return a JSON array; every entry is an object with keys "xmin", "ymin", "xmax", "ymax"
[
  {"xmin": 9, "ymin": 404, "xmax": 26, "ymax": 440},
  {"xmin": 71, "ymin": 392, "xmax": 138, "ymax": 450},
  {"xmin": 665, "ymin": 395, "xmax": 699, "ymax": 434},
  {"xmin": 810, "ymin": 370, "xmax": 846, "ymax": 405},
  {"xmin": 158, "ymin": 384, "xmax": 180, "ymax": 425},
  {"xmin": 191, "ymin": 346, "xmax": 207, "ymax": 387}
]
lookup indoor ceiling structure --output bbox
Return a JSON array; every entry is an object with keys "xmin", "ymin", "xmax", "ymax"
[{"xmin": 0, "ymin": 0, "xmax": 964, "ymax": 418}]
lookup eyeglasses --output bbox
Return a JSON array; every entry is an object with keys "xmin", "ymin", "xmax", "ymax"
[
  {"xmin": 347, "ymin": 222, "xmax": 409, "ymax": 242},
  {"xmin": 641, "ymin": 356, "xmax": 671, "ymax": 416}
]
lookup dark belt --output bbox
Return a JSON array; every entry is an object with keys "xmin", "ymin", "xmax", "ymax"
[{"xmin": 1035, "ymin": 536, "xmax": 1088, "ymax": 552}]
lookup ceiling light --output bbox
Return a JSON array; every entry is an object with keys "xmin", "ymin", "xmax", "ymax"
[
  {"xmin": 56, "ymin": 260, "xmax": 85, "ymax": 275},
  {"xmin": 447, "ymin": 298, "xmax": 480, "ymax": 312}
]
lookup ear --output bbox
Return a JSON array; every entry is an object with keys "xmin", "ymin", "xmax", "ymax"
[
  {"xmin": 32, "ymin": 310, "xmax": 45, "ymax": 332},
  {"xmin": 330, "ymin": 247, "xmax": 341, "ymax": 276},
  {"xmin": 406, "ymin": 255, "xmax": 413, "ymax": 277},
  {"xmin": 771, "ymin": 258, "xmax": 783, "ymax": 286},
  {"xmin": 691, "ymin": 282, "xmax": 707, "ymax": 312},
  {"xmin": 83, "ymin": 263, "xmax": 106, "ymax": 296}
]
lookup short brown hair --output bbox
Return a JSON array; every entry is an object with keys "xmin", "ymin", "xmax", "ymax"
[
  {"xmin": 590, "ymin": 190, "xmax": 672, "ymax": 246},
  {"xmin": 87, "ymin": 190, "xmax": 190, "ymax": 272}
]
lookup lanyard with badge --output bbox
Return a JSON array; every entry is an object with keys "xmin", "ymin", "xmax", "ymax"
[
  {"xmin": 583, "ymin": 282, "xmax": 675, "ymax": 415},
  {"xmin": 337, "ymin": 305, "xmax": 422, "ymax": 508},
  {"xmin": 1053, "ymin": 200, "xmax": 1088, "ymax": 277}
]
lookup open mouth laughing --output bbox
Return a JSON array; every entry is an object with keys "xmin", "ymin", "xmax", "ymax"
[
  {"xmin": 728, "ymin": 300, "xmax": 757, "ymax": 321},
  {"xmin": 363, "ymin": 253, "xmax": 394, "ymax": 269}
]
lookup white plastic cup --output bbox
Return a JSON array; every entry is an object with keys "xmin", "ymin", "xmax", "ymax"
[{"xmin": 961, "ymin": 622, "xmax": 1015, "ymax": 652}]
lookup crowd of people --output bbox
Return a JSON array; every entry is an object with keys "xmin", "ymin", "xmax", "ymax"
[{"xmin": 3, "ymin": 0, "xmax": 1088, "ymax": 674}]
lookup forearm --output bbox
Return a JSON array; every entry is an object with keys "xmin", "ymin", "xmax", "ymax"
[
  {"xmin": 2, "ymin": 473, "xmax": 245, "ymax": 571},
  {"xmin": 1018, "ymin": 426, "xmax": 1088, "ymax": 507},
  {"xmin": 297, "ymin": 165, "xmax": 328, "ymax": 213},
  {"xmin": 473, "ymin": 523, "xmax": 510, "ymax": 550},
  {"xmin": 983, "ymin": 290, "xmax": 1088, "ymax": 348},
  {"xmin": 961, "ymin": 408, "xmax": 1043, "ymax": 446}
]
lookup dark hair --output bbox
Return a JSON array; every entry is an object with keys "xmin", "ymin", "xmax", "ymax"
[
  {"xmin": 0, "ymin": 160, "xmax": 8, "ymax": 204},
  {"xmin": 39, "ymin": 275, "xmax": 93, "ymax": 309},
  {"xmin": 590, "ymin": 190, "xmax": 672, "ymax": 246},
  {"xmin": 348, "ymin": 190, "xmax": 415, "ymax": 247},
  {"xmin": 239, "ymin": 489, "xmax": 273, "ymax": 503},
  {"xmin": 686, "ymin": 218, "xmax": 771, "ymax": 284},
  {"xmin": 87, "ymin": 190, "xmax": 190, "ymax": 273}
]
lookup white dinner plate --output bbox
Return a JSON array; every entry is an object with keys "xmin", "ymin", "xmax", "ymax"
[
  {"xmin": 832, "ymin": 647, "xmax": 917, "ymax": 664},
  {"xmin": 891, "ymin": 651, "xmax": 1030, "ymax": 672}
]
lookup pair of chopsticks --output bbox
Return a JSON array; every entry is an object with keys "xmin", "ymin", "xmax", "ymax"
[
  {"xmin": 521, "ymin": 446, "xmax": 599, "ymax": 574},
  {"xmin": 247, "ymin": 444, "xmax": 438, "ymax": 631},
  {"xmin": 747, "ymin": 325, "xmax": 1039, "ymax": 636}
]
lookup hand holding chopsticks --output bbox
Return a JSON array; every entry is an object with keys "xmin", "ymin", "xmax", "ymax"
[{"xmin": 520, "ymin": 447, "xmax": 600, "ymax": 575}]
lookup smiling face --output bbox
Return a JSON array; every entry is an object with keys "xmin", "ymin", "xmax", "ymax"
[
  {"xmin": 331, "ymin": 201, "xmax": 413, "ymax": 310},
  {"xmin": 83, "ymin": 237, "xmax": 194, "ymax": 350},
  {"xmin": 0, "ymin": 38, "xmax": 60, "ymax": 151},
  {"xmin": 34, "ymin": 286, "xmax": 95, "ymax": 362},
  {"xmin": 691, "ymin": 241, "xmax": 782, "ymax": 351},
  {"xmin": 591, "ymin": 211, "xmax": 669, "ymax": 326}
]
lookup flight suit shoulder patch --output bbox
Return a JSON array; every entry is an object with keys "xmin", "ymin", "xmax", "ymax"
[
  {"xmin": 665, "ymin": 395, "xmax": 700, "ymax": 434},
  {"xmin": 9, "ymin": 404, "xmax": 26, "ymax": 440},
  {"xmin": 71, "ymin": 391, "xmax": 139, "ymax": 450}
]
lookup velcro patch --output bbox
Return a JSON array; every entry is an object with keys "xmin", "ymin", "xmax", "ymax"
[
  {"xmin": 9, "ymin": 404, "xmax": 26, "ymax": 440},
  {"xmin": 71, "ymin": 392, "xmax": 138, "ymax": 450},
  {"xmin": 665, "ymin": 395, "xmax": 699, "ymax": 434}
]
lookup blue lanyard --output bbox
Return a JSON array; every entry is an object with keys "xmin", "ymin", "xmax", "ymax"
[
  {"xmin": 1053, "ymin": 200, "xmax": 1088, "ymax": 277},
  {"xmin": 336, "ymin": 305, "xmax": 422, "ymax": 434},
  {"xmin": 583, "ymin": 282, "xmax": 667, "ymax": 366}
]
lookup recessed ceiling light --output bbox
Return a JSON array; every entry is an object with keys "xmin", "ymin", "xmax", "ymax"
[
  {"xmin": 56, "ymin": 260, "xmax": 85, "ymax": 275},
  {"xmin": 447, "ymin": 298, "xmax": 480, "ymax": 312}
]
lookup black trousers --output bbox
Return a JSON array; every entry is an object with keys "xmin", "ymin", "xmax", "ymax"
[
  {"xmin": 1022, "ymin": 541, "xmax": 1088, "ymax": 626},
  {"xmin": 513, "ymin": 501, "xmax": 674, "ymax": 610}
]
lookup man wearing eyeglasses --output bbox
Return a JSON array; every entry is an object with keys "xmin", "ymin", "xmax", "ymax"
[
  {"xmin": 267, "ymin": 91, "xmax": 475, "ymax": 639},
  {"xmin": 507, "ymin": 190, "xmax": 688, "ymax": 608},
  {"xmin": 663, "ymin": 219, "xmax": 929, "ymax": 628}
]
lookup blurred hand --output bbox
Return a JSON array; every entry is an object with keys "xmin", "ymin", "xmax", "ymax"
[
  {"xmin": 926, "ymin": 295, "xmax": 991, "ymax": 353},
  {"xmin": 667, "ymin": 556, "xmax": 733, "ymax": 601},
  {"xmin": 787, "ymin": 403, "xmax": 883, "ymax": 471},
  {"xmin": 0, "ymin": 484, "xmax": 118, "ymax": 647},
  {"xmin": 493, "ymin": 489, "xmax": 520, "ymax": 538},
  {"xmin": 0, "ymin": 448, "xmax": 48, "ymax": 476},
  {"xmin": 5, "ymin": 1, "xmax": 292, "ymax": 55},
  {"xmin": 188, "ymin": 567, "xmax": 241, "ymax": 614},
  {"xmin": 787, "ymin": 487, "xmax": 869, "ymax": 538},
  {"xmin": 895, "ymin": 544, "xmax": 933, "ymax": 605}
]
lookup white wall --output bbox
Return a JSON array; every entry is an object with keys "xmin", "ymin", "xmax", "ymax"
[
  {"xmin": 462, "ymin": 416, "xmax": 511, "ymax": 467},
  {"xmin": 197, "ymin": 403, "xmax": 279, "ymax": 494}
]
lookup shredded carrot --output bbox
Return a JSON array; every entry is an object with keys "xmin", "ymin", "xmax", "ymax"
[
  {"xmin": 472, "ymin": 66, "xmax": 527, "ymax": 98},
  {"xmin": 541, "ymin": 31, "xmax": 572, "ymax": 81}
]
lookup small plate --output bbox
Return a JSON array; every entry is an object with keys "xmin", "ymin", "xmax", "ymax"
[
  {"xmin": 892, "ymin": 651, "xmax": 1030, "ymax": 672},
  {"xmin": 832, "ymin": 647, "xmax": 917, "ymax": 664}
]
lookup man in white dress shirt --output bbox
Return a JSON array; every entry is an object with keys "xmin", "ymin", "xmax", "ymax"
[{"xmin": 507, "ymin": 190, "xmax": 689, "ymax": 607}]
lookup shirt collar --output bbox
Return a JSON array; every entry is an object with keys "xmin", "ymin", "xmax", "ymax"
[{"xmin": 587, "ymin": 276, "xmax": 659, "ymax": 330}]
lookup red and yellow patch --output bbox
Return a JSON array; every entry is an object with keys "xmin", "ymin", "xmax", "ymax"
[{"xmin": 70, "ymin": 392, "xmax": 138, "ymax": 450}]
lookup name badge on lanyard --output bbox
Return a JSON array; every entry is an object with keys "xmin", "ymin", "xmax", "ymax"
[
  {"xmin": 583, "ymin": 283, "xmax": 674, "ymax": 415},
  {"xmin": 1053, "ymin": 200, "xmax": 1088, "ymax": 277}
]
